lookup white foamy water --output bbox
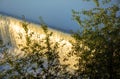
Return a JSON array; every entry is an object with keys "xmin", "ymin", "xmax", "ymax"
[{"xmin": 0, "ymin": 14, "xmax": 78, "ymax": 70}]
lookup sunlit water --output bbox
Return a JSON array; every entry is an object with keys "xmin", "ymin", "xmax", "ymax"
[
  {"xmin": 0, "ymin": 0, "xmax": 119, "ymax": 73},
  {"xmin": 0, "ymin": 15, "xmax": 78, "ymax": 70}
]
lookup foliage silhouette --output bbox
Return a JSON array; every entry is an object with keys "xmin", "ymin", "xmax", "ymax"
[{"xmin": 71, "ymin": 0, "xmax": 120, "ymax": 79}]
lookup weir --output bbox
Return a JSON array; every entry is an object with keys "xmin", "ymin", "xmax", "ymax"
[{"xmin": 0, "ymin": 14, "xmax": 78, "ymax": 70}]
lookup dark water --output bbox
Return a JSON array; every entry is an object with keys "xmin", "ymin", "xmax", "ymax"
[{"xmin": 0, "ymin": 0, "xmax": 119, "ymax": 33}]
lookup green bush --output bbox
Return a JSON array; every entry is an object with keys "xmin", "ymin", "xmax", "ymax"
[{"xmin": 71, "ymin": 0, "xmax": 120, "ymax": 79}]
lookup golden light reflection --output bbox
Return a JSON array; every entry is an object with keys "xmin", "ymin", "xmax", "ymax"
[{"xmin": 1, "ymin": 15, "xmax": 78, "ymax": 71}]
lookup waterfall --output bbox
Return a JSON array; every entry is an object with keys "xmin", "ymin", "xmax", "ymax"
[
  {"xmin": 0, "ymin": 14, "xmax": 75, "ymax": 50},
  {"xmin": 0, "ymin": 15, "xmax": 26, "ymax": 47},
  {"xmin": 0, "ymin": 14, "xmax": 74, "ymax": 47},
  {"xmin": 0, "ymin": 14, "xmax": 78, "ymax": 70},
  {"xmin": 0, "ymin": 16, "xmax": 10, "ymax": 45}
]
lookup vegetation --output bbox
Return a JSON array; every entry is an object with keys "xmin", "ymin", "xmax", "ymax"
[
  {"xmin": 71, "ymin": 0, "xmax": 120, "ymax": 79},
  {"xmin": 0, "ymin": 17, "xmax": 74, "ymax": 79},
  {"xmin": 0, "ymin": 0, "xmax": 120, "ymax": 79}
]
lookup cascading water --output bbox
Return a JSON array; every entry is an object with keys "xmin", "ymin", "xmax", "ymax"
[
  {"xmin": 0, "ymin": 16, "xmax": 24, "ymax": 49},
  {"xmin": 0, "ymin": 14, "xmax": 74, "ymax": 47},
  {"xmin": 0, "ymin": 15, "xmax": 30, "ymax": 55},
  {"xmin": 0, "ymin": 16, "xmax": 10, "ymax": 45},
  {"xmin": 0, "ymin": 14, "xmax": 78, "ymax": 70}
]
